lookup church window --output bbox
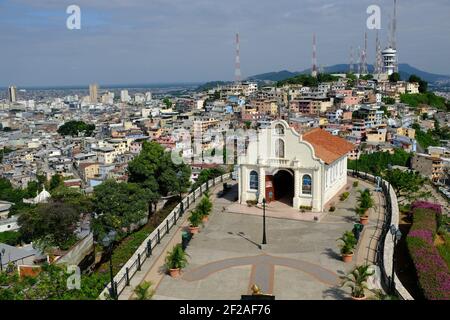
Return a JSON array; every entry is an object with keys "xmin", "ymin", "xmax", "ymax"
[
  {"xmin": 249, "ymin": 171, "xmax": 259, "ymax": 190},
  {"xmin": 275, "ymin": 139, "xmax": 285, "ymax": 158},
  {"xmin": 302, "ymin": 175, "xmax": 312, "ymax": 195}
]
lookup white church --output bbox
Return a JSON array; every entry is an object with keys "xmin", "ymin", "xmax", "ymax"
[{"xmin": 238, "ymin": 120, "xmax": 354, "ymax": 212}]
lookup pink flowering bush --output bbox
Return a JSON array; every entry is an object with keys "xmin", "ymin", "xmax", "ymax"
[
  {"xmin": 406, "ymin": 204, "xmax": 450, "ymax": 300},
  {"xmin": 411, "ymin": 201, "xmax": 442, "ymax": 215}
]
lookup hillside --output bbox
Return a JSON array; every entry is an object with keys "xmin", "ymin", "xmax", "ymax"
[{"xmin": 247, "ymin": 64, "xmax": 450, "ymax": 84}]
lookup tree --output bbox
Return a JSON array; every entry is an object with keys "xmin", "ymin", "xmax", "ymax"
[
  {"xmin": 213, "ymin": 91, "xmax": 221, "ymax": 100},
  {"xmin": 389, "ymin": 72, "xmax": 401, "ymax": 83},
  {"xmin": 0, "ymin": 231, "xmax": 22, "ymax": 246},
  {"xmin": 18, "ymin": 202, "xmax": 80, "ymax": 251},
  {"xmin": 91, "ymin": 180, "xmax": 149, "ymax": 239},
  {"xmin": 128, "ymin": 141, "xmax": 191, "ymax": 215},
  {"xmin": 133, "ymin": 281, "xmax": 155, "ymax": 300},
  {"xmin": 49, "ymin": 174, "xmax": 64, "ymax": 191},
  {"xmin": 408, "ymin": 74, "xmax": 428, "ymax": 93},
  {"xmin": 0, "ymin": 263, "xmax": 108, "ymax": 300},
  {"xmin": 384, "ymin": 169, "xmax": 430, "ymax": 204},
  {"xmin": 163, "ymin": 98, "xmax": 172, "ymax": 108},
  {"xmin": 360, "ymin": 74, "xmax": 373, "ymax": 81},
  {"xmin": 57, "ymin": 121, "xmax": 95, "ymax": 137},
  {"xmin": 191, "ymin": 167, "xmax": 225, "ymax": 191},
  {"xmin": 382, "ymin": 97, "xmax": 395, "ymax": 105},
  {"xmin": 340, "ymin": 265, "xmax": 375, "ymax": 299},
  {"xmin": 50, "ymin": 186, "xmax": 93, "ymax": 214},
  {"xmin": 348, "ymin": 149, "xmax": 412, "ymax": 175}
]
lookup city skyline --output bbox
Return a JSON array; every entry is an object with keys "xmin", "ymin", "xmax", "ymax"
[{"xmin": 1, "ymin": 0, "xmax": 450, "ymax": 87}]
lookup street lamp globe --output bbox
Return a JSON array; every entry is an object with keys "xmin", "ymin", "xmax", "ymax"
[
  {"xmin": 395, "ymin": 229, "xmax": 402, "ymax": 242},
  {"xmin": 390, "ymin": 224, "xmax": 397, "ymax": 236}
]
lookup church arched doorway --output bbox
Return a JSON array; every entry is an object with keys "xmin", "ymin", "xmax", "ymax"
[{"xmin": 272, "ymin": 169, "xmax": 294, "ymax": 206}]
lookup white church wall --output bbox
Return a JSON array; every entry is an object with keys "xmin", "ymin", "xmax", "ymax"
[{"xmin": 324, "ymin": 157, "xmax": 348, "ymax": 204}]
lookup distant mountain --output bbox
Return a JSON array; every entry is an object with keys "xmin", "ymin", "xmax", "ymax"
[
  {"xmin": 246, "ymin": 70, "xmax": 298, "ymax": 82},
  {"xmin": 247, "ymin": 63, "xmax": 450, "ymax": 84}
]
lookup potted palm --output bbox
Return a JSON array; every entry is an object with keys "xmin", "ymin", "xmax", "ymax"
[
  {"xmin": 340, "ymin": 264, "xmax": 375, "ymax": 300},
  {"xmin": 133, "ymin": 281, "xmax": 155, "ymax": 300},
  {"xmin": 165, "ymin": 244, "xmax": 188, "ymax": 278},
  {"xmin": 337, "ymin": 231, "xmax": 357, "ymax": 263},
  {"xmin": 356, "ymin": 189, "xmax": 374, "ymax": 225},
  {"xmin": 197, "ymin": 195, "xmax": 213, "ymax": 223},
  {"xmin": 188, "ymin": 210, "xmax": 202, "ymax": 234}
]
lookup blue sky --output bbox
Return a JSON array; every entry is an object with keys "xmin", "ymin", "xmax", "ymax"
[{"xmin": 0, "ymin": 0, "xmax": 449, "ymax": 87}]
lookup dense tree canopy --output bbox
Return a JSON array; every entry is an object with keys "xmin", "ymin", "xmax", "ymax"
[
  {"xmin": 91, "ymin": 180, "xmax": 150, "ymax": 239},
  {"xmin": 191, "ymin": 167, "xmax": 225, "ymax": 191},
  {"xmin": 18, "ymin": 202, "xmax": 80, "ymax": 251},
  {"xmin": 400, "ymin": 93, "xmax": 446, "ymax": 110},
  {"xmin": 408, "ymin": 74, "xmax": 428, "ymax": 93},
  {"xmin": 389, "ymin": 72, "xmax": 401, "ymax": 83},
  {"xmin": 0, "ymin": 263, "xmax": 108, "ymax": 300},
  {"xmin": 277, "ymin": 73, "xmax": 339, "ymax": 87},
  {"xmin": 57, "ymin": 121, "xmax": 95, "ymax": 137},
  {"xmin": 127, "ymin": 141, "xmax": 191, "ymax": 214},
  {"xmin": 384, "ymin": 169, "xmax": 430, "ymax": 204},
  {"xmin": 412, "ymin": 123, "xmax": 440, "ymax": 149},
  {"xmin": 348, "ymin": 149, "xmax": 412, "ymax": 176},
  {"xmin": 0, "ymin": 178, "xmax": 33, "ymax": 215}
]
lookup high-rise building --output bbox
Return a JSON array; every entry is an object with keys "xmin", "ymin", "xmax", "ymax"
[
  {"xmin": 8, "ymin": 86, "xmax": 17, "ymax": 103},
  {"xmin": 89, "ymin": 83, "xmax": 99, "ymax": 103},
  {"xmin": 120, "ymin": 90, "xmax": 130, "ymax": 103}
]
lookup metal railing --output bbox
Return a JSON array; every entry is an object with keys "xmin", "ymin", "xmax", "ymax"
[
  {"xmin": 348, "ymin": 170, "xmax": 413, "ymax": 300},
  {"xmin": 98, "ymin": 172, "xmax": 232, "ymax": 299}
]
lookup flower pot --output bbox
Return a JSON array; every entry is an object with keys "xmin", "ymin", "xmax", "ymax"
[
  {"xmin": 360, "ymin": 216, "xmax": 369, "ymax": 225},
  {"xmin": 342, "ymin": 253, "xmax": 354, "ymax": 263},
  {"xmin": 189, "ymin": 226, "xmax": 199, "ymax": 234},
  {"xmin": 351, "ymin": 295, "xmax": 367, "ymax": 301},
  {"xmin": 202, "ymin": 216, "xmax": 209, "ymax": 223},
  {"xmin": 169, "ymin": 268, "xmax": 181, "ymax": 278}
]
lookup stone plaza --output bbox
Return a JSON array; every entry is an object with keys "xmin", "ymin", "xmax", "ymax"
[{"xmin": 149, "ymin": 177, "xmax": 385, "ymax": 300}]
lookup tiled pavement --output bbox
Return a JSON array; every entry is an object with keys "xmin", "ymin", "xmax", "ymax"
[{"xmin": 151, "ymin": 178, "xmax": 384, "ymax": 300}]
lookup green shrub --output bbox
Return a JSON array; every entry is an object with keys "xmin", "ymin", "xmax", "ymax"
[
  {"xmin": 337, "ymin": 231, "xmax": 357, "ymax": 255},
  {"xmin": 165, "ymin": 244, "xmax": 188, "ymax": 270},
  {"xmin": 246, "ymin": 200, "xmax": 257, "ymax": 207},
  {"xmin": 0, "ymin": 231, "xmax": 21, "ymax": 246},
  {"xmin": 340, "ymin": 192, "xmax": 350, "ymax": 201},
  {"xmin": 353, "ymin": 181, "xmax": 359, "ymax": 188},
  {"xmin": 188, "ymin": 210, "xmax": 202, "ymax": 227}
]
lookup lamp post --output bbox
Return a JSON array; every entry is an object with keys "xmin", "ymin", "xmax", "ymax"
[
  {"xmin": 389, "ymin": 224, "xmax": 402, "ymax": 294},
  {"xmin": 262, "ymin": 198, "xmax": 267, "ymax": 245},
  {"xmin": 0, "ymin": 248, "xmax": 5, "ymax": 272},
  {"xmin": 101, "ymin": 230, "xmax": 118, "ymax": 300},
  {"xmin": 387, "ymin": 163, "xmax": 393, "ymax": 203}
]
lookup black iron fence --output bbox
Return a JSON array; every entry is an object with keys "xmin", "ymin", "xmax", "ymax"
[
  {"xmin": 348, "ymin": 170, "xmax": 407, "ymax": 299},
  {"xmin": 99, "ymin": 173, "xmax": 232, "ymax": 299}
]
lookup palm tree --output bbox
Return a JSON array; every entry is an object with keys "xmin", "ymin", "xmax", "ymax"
[
  {"xmin": 340, "ymin": 264, "xmax": 375, "ymax": 299},
  {"xmin": 165, "ymin": 244, "xmax": 189, "ymax": 270},
  {"xmin": 337, "ymin": 231, "xmax": 357, "ymax": 255},
  {"xmin": 356, "ymin": 189, "xmax": 375, "ymax": 217},
  {"xmin": 133, "ymin": 281, "xmax": 155, "ymax": 300}
]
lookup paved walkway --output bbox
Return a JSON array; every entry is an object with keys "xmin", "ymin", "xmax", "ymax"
[
  {"xmin": 226, "ymin": 201, "xmax": 328, "ymax": 222},
  {"xmin": 151, "ymin": 177, "xmax": 385, "ymax": 300},
  {"xmin": 118, "ymin": 182, "xmax": 226, "ymax": 300}
]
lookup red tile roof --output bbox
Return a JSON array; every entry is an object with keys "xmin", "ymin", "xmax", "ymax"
[{"xmin": 302, "ymin": 128, "xmax": 355, "ymax": 164}]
